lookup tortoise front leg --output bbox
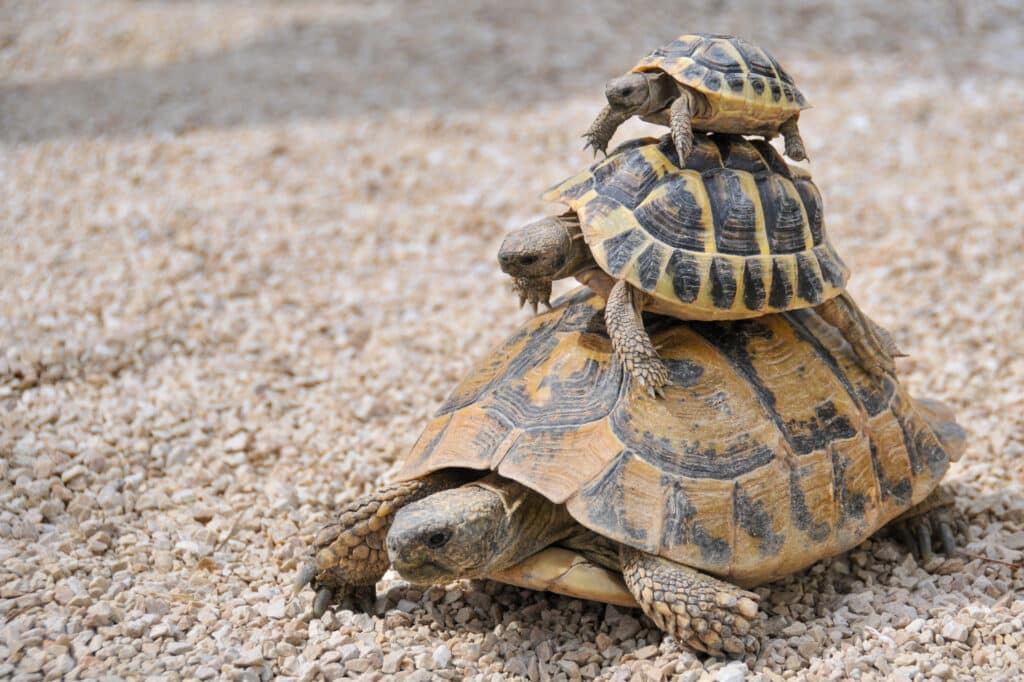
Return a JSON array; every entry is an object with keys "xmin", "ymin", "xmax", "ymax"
[
  {"xmin": 619, "ymin": 546, "xmax": 763, "ymax": 659},
  {"xmin": 512, "ymin": 277, "xmax": 553, "ymax": 315},
  {"xmin": 604, "ymin": 280, "xmax": 668, "ymax": 397},
  {"xmin": 779, "ymin": 115, "xmax": 808, "ymax": 161},
  {"xmin": 815, "ymin": 291, "xmax": 901, "ymax": 380},
  {"xmin": 294, "ymin": 470, "xmax": 472, "ymax": 616},
  {"xmin": 583, "ymin": 105, "xmax": 633, "ymax": 157},
  {"xmin": 669, "ymin": 89, "xmax": 701, "ymax": 163}
]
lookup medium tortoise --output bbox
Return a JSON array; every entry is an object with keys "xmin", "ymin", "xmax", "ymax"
[
  {"xmin": 296, "ymin": 289, "xmax": 965, "ymax": 659},
  {"xmin": 585, "ymin": 33, "xmax": 810, "ymax": 162},
  {"xmin": 499, "ymin": 133, "xmax": 897, "ymax": 395}
]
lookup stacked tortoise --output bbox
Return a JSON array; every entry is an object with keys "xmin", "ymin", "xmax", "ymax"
[
  {"xmin": 499, "ymin": 133, "xmax": 897, "ymax": 396},
  {"xmin": 584, "ymin": 33, "xmax": 810, "ymax": 163},
  {"xmin": 297, "ymin": 289, "xmax": 965, "ymax": 659}
]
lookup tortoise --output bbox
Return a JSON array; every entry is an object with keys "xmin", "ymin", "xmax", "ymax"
[
  {"xmin": 498, "ymin": 133, "xmax": 898, "ymax": 396},
  {"xmin": 295, "ymin": 288, "xmax": 965, "ymax": 659},
  {"xmin": 584, "ymin": 33, "xmax": 810, "ymax": 163}
]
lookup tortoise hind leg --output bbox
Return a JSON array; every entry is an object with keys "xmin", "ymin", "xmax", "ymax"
[
  {"xmin": 605, "ymin": 280, "xmax": 668, "ymax": 397},
  {"xmin": 780, "ymin": 115, "xmax": 807, "ymax": 161},
  {"xmin": 886, "ymin": 486, "xmax": 959, "ymax": 562},
  {"xmin": 295, "ymin": 470, "xmax": 472, "ymax": 616},
  {"xmin": 619, "ymin": 546, "xmax": 763, "ymax": 660},
  {"xmin": 815, "ymin": 291, "xmax": 900, "ymax": 380}
]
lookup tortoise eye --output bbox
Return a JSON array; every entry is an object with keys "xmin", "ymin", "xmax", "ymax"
[
  {"xmin": 518, "ymin": 255, "xmax": 538, "ymax": 266},
  {"xmin": 426, "ymin": 531, "xmax": 450, "ymax": 549}
]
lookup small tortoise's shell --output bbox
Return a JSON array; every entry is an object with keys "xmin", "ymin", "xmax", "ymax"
[
  {"xmin": 545, "ymin": 134, "xmax": 848, "ymax": 320},
  {"xmin": 398, "ymin": 289, "xmax": 964, "ymax": 586},
  {"xmin": 634, "ymin": 33, "xmax": 808, "ymax": 134}
]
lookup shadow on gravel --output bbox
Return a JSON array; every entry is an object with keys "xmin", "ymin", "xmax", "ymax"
[{"xmin": 1, "ymin": 0, "xmax": 989, "ymax": 143}]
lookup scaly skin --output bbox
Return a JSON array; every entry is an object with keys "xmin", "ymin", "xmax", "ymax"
[
  {"xmin": 294, "ymin": 470, "xmax": 473, "ymax": 616},
  {"xmin": 814, "ymin": 291, "xmax": 899, "ymax": 380},
  {"xmin": 605, "ymin": 280, "xmax": 668, "ymax": 397},
  {"xmin": 583, "ymin": 104, "xmax": 633, "ymax": 157},
  {"xmin": 780, "ymin": 115, "xmax": 808, "ymax": 162},
  {"xmin": 620, "ymin": 546, "xmax": 763, "ymax": 660},
  {"xmin": 668, "ymin": 88, "xmax": 698, "ymax": 163}
]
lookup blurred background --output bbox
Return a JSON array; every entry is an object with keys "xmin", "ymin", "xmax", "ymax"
[{"xmin": 1, "ymin": 1, "xmax": 1023, "ymax": 680}]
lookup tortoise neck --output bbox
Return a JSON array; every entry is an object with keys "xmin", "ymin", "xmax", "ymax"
[
  {"xmin": 555, "ymin": 213, "xmax": 597, "ymax": 280},
  {"xmin": 467, "ymin": 474, "xmax": 578, "ymax": 572}
]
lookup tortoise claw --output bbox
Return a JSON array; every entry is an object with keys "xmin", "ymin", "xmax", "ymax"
[
  {"xmin": 939, "ymin": 521, "xmax": 957, "ymax": 556},
  {"xmin": 313, "ymin": 587, "xmax": 334, "ymax": 618},
  {"xmin": 518, "ymin": 294, "xmax": 527, "ymax": 309},
  {"xmin": 293, "ymin": 562, "xmax": 316, "ymax": 597},
  {"xmin": 915, "ymin": 517, "xmax": 934, "ymax": 562}
]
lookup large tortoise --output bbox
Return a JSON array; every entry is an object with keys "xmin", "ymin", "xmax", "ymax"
[
  {"xmin": 499, "ymin": 133, "xmax": 897, "ymax": 396},
  {"xmin": 584, "ymin": 33, "xmax": 810, "ymax": 162},
  {"xmin": 296, "ymin": 289, "xmax": 965, "ymax": 658}
]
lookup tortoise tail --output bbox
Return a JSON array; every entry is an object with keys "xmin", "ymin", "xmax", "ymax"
[{"xmin": 914, "ymin": 397, "xmax": 967, "ymax": 462}]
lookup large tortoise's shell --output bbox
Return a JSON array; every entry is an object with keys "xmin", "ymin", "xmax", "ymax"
[
  {"xmin": 397, "ymin": 289, "xmax": 965, "ymax": 586},
  {"xmin": 544, "ymin": 134, "xmax": 848, "ymax": 321},
  {"xmin": 633, "ymin": 33, "xmax": 807, "ymax": 133}
]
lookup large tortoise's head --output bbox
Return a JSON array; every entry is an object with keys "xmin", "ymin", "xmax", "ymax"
[
  {"xmin": 386, "ymin": 475, "xmax": 575, "ymax": 584},
  {"xmin": 497, "ymin": 213, "xmax": 591, "ymax": 281},
  {"xmin": 386, "ymin": 484, "xmax": 507, "ymax": 583}
]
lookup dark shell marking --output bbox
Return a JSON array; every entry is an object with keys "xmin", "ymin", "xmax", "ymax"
[
  {"xmin": 544, "ymin": 134, "xmax": 847, "ymax": 315},
  {"xmin": 633, "ymin": 33, "xmax": 806, "ymax": 112},
  {"xmin": 398, "ymin": 291, "xmax": 963, "ymax": 584}
]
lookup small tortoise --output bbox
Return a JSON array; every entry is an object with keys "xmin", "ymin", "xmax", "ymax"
[
  {"xmin": 296, "ymin": 289, "xmax": 965, "ymax": 659},
  {"xmin": 499, "ymin": 133, "xmax": 897, "ymax": 395},
  {"xmin": 585, "ymin": 33, "xmax": 809, "ymax": 163}
]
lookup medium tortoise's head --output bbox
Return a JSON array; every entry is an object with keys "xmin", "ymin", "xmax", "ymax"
[
  {"xmin": 605, "ymin": 72, "xmax": 651, "ymax": 110},
  {"xmin": 386, "ymin": 483, "xmax": 510, "ymax": 583},
  {"xmin": 497, "ymin": 213, "xmax": 589, "ymax": 281}
]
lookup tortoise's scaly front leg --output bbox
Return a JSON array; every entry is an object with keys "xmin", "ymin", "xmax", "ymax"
[
  {"xmin": 605, "ymin": 280, "xmax": 667, "ymax": 397},
  {"xmin": 779, "ymin": 115, "xmax": 807, "ymax": 161},
  {"xmin": 669, "ymin": 89, "xmax": 701, "ymax": 163},
  {"xmin": 619, "ymin": 546, "xmax": 763, "ymax": 660},
  {"xmin": 512, "ymin": 277, "xmax": 553, "ymax": 315},
  {"xmin": 815, "ymin": 291, "xmax": 900, "ymax": 380},
  {"xmin": 583, "ymin": 105, "xmax": 633, "ymax": 157},
  {"xmin": 295, "ymin": 470, "xmax": 472, "ymax": 616}
]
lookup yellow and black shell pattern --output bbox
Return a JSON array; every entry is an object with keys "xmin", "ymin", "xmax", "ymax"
[
  {"xmin": 545, "ymin": 134, "xmax": 848, "ymax": 320},
  {"xmin": 633, "ymin": 33, "xmax": 808, "ymax": 134},
  {"xmin": 398, "ymin": 289, "xmax": 965, "ymax": 587}
]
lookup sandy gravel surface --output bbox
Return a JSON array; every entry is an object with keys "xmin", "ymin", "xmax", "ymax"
[{"xmin": 2, "ymin": 1, "xmax": 1023, "ymax": 680}]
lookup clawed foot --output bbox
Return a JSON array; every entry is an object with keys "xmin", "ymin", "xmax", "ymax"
[
  {"xmin": 293, "ymin": 562, "xmax": 378, "ymax": 617},
  {"xmin": 891, "ymin": 507, "xmax": 958, "ymax": 563},
  {"xmin": 630, "ymin": 358, "xmax": 669, "ymax": 399},
  {"xmin": 513, "ymin": 277, "xmax": 552, "ymax": 315},
  {"xmin": 642, "ymin": 587, "xmax": 762, "ymax": 660},
  {"xmin": 582, "ymin": 133, "xmax": 609, "ymax": 158}
]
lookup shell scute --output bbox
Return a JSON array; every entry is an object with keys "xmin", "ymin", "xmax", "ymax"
[
  {"xmin": 547, "ymin": 135, "xmax": 844, "ymax": 318},
  {"xmin": 396, "ymin": 292, "xmax": 963, "ymax": 585}
]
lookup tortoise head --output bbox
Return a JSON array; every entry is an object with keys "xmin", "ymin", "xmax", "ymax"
[
  {"xmin": 497, "ymin": 213, "xmax": 592, "ymax": 282},
  {"xmin": 386, "ymin": 475, "xmax": 576, "ymax": 583},
  {"xmin": 605, "ymin": 72, "xmax": 652, "ymax": 111}
]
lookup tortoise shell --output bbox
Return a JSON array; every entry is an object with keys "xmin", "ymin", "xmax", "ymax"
[
  {"xmin": 633, "ymin": 33, "xmax": 808, "ymax": 134},
  {"xmin": 397, "ymin": 289, "xmax": 965, "ymax": 586},
  {"xmin": 544, "ymin": 133, "xmax": 849, "ymax": 321}
]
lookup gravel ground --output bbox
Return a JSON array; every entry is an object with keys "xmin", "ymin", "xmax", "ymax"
[{"xmin": 2, "ymin": 1, "xmax": 1023, "ymax": 680}]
